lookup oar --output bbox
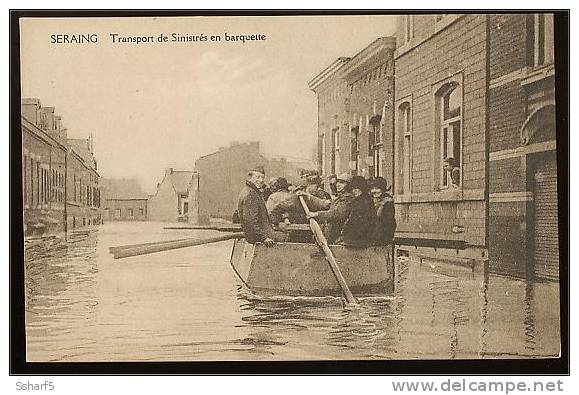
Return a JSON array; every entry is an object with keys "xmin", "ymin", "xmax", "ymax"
[
  {"xmin": 298, "ymin": 195, "xmax": 358, "ymax": 305},
  {"xmin": 110, "ymin": 232, "xmax": 244, "ymax": 259},
  {"xmin": 109, "ymin": 236, "xmax": 196, "ymax": 254}
]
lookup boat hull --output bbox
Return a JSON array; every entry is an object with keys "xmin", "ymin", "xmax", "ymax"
[{"xmin": 229, "ymin": 239, "xmax": 393, "ymax": 296}]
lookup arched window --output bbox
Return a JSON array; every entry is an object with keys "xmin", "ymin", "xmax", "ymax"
[
  {"xmin": 396, "ymin": 101, "xmax": 412, "ymax": 195},
  {"xmin": 435, "ymin": 81, "xmax": 462, "ymax": 189}
]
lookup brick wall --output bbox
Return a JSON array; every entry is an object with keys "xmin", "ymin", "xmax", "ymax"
[
  {"xmin": 489, "ymin": 157, "xmax": 526, "ymax": 194},
  {"xmin": 346, "ymin": 57, "xmax": 395, "ymax": 179},
  {"xmin": 489, "ymin": 14, "xmax": 529, "ymax": 80},
  {"xmin": 394, "ymin": 15, "xmax": 487, "ymax": 248},
  {"xmin": 489, "ymin": 82, "xmax": 527, "ymax": 152},
  {"xmin": 487, "ymin": 14, "xmax": 537, "ymax": 276}
]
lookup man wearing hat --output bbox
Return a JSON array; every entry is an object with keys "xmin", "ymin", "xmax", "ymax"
[
  {"xmin": 237, "ymin": 166, "xmax": 286, "ymax": 246},
  {"xmin": 297, "ymin": 173, "xmax": 375, "ymax": 247},
  {"xmin": 369, "ymin": 177, "xmax": 396, "ymax": 245},
  {"xmin": 266, "ymin": 177, "xmax": 306, "ymax": 225},
  {"xmin": 305, "ymin": 174, "xmax": 332, "ymax": 200}
]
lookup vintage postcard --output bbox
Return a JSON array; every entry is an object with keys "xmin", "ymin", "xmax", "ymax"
[{"xmin": 12, "ymin": 11, "xmax": 567, "ymax": 372}]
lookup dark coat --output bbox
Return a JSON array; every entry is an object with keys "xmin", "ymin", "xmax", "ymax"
[
  {"xmin": 373, "ymin": 194, "xmax": 396, "ymax": 245},
  {"xmin": 237, "ymin": 181, "xmax": 276, "ymax": 243},
  {"xmin": 315, "ymin": 192, "xmax": 376, "ymax": 247}
]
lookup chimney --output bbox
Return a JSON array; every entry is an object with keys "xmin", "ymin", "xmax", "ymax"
[
  {"xmin": 165, "ymin": 168, "xmax": 173, "ymax": 177},
  {"xmin": 21, "ymin": 98, "xmax": 40, "ymax": 124},
  {"xmin": 39, "ymin": 107, "xmax": 56, "ymax": 132},
  {"xmin": 54, "ymin": 116, "xmax": 62, "ymax": 138}
]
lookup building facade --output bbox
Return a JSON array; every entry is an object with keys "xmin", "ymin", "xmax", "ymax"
[
  {"xmin": 21, "ymin": 98, "xmax": 100, "ymax": 236},
  {"xmin": 309, "ymin": 37, "xmax": 396, "ymax": 182},
  {"xmin": 66, "ymin": 138, "xmax": 100, "ymax": 228},
  {"xmin": 194, "ymin": 141, "xmax": 314, "ymax": 224},
  {"xmin": 148, "ymin": 168, "xmax": 196, "ymax": 222},
  {"xmin": 100, "ymin": 178, "xmax": 148, "ymax": 221},
  {"xmin": 487, "ymin": 14, "xmax": 557, "ymax": 279},
  {"xmin": 391, "ymin": 14, "xmax": 557, "ymax": 279},
  {"xmin": 393, "ymin": 14, "xmax": 488, "ymax": 264}
]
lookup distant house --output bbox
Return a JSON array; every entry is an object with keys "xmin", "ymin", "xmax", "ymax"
[
  {"xmin": 100, "ymin": 178, "xmax": 148, "ymax": 221},
  {"xmin": 193, "ymin": 141, "xmax": 315, "ymax": 224},
  {"xmin": 148, "ymin": 168, "xmax": 197, "ymax": 222}
]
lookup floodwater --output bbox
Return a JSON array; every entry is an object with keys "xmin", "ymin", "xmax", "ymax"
[{"xmin": 24, "ymin": 222, "xmax": 560, "ymax": 361}]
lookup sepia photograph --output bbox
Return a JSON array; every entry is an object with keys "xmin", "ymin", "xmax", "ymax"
[{"xmin": 11, "ymin": 11, "xmax": 568, "ymax": 373}]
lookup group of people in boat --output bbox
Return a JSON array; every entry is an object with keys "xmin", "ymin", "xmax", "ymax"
[{"xmin": 235, "ymin": 165, "xmax": 396, "ymax": 248}]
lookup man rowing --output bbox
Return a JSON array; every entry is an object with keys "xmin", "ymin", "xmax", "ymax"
[{"xmin": 297, "ymin": 173, "xmax": 375, "ymax": 247}]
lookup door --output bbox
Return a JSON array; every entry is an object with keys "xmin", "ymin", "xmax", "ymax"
[{"xmin": 533, "ymin": 153, "xmax": 559, "ymax": 280}]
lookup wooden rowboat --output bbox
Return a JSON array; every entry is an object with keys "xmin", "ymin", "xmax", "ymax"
[{"xmin": 229, "ymin": 238, "xmax": 394, "ymax": 296}]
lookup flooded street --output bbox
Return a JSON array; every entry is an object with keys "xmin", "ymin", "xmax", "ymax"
[{"xmin": 25, "ymin": 222, "xmax": 560, "ymax": 361}]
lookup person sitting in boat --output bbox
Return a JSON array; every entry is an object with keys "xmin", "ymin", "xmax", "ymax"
[
  {"xmin": 237, "ymin": 166, "xmax": 287, "ymax": 247},
  {"xmin": 266, "ymin": 177, "xmax": 307, "ymax": 225},
  {"xmin": 298, "ymin": 174, "xmax": 376, "ymax": 247},
  {"xmin": 305, "ymin": 174, "xmax": 332, "ymax": 200},
  {"xmin": 369, "ymin": 177, "xmax": 396, "ymax": 245}
]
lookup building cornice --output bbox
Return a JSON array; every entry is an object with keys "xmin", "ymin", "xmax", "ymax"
[
  {"xmin": 307, "ymin": 57, "xmax": 350, "ymax": 92},
  {"xmin": 21, "ymin": 116, "xmax": 67, "ymax": 151},
  {"xmin": 340, "ymin": 36, "xmax": 396, "ymax": 80}
]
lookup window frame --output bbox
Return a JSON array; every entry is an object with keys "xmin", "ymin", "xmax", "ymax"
[
  {"xmin": 533, "ymin": 13, "xmax": 554, "ymax": 68},
  {"xmin": 432, "ymin": 73, "xmax": 464, "ymax": 192},
  {"xmin": 395, "ymin": 98, "xmax": 413, "ymax": 197}
]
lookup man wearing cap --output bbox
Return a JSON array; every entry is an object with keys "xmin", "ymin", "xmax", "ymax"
[
  {"xmin": 237, "ymin": 166, "xmax": 286, "ymax": 246},
  {"xmin": 297, "ymin": 173, "xmax": 375, "ymax": 247},
  {"xmin": 305, "ymin": 174, "xmax": 332, "ymax": 200},
  {"xmin": 369, "ymin": 177, "xmax": 396, "ymax": 245},
  {"xmin": 266, "ymin": 177, "xmax": 306, "ymax": 225}
]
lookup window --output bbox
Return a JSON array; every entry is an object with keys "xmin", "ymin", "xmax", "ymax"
[
  {"xmin": 403, "ymin": 15, "xmax": 414, "ymax": 44},
  {"xmin": 139, "ymin": 208, "xmax": 144, "ymax": 216},
  {"xmin": 369, "ymin": 115, "xmax": 382, "ymax": 178},
  {"xmin": 332, "ymin": 127, "xmax": 340, "ymax": 175},
  {"xmin": 434, "ymin": 80, "xmax": 462, "ymax": 189},
  {"xmin": 128, "ymin": 208, "xmax": 134, "ymax": 217},
  {"xmin": 350, "ymin": 126, "xmax": 360, "ymax": 174},
  {"xmin": 321, "ymin": 132, "xmax": 327, "ymax": 175},
  {"xmin": 115, "ymin": 208, "xmax": 121, "ymax": 218},
  {"xmin": 396, "ymin": 102, "xmax": 412, "ymax": 195},
  {"xmin": 30, "ymin": 157, "xmax": 34, "ymax": 206},
  {"xmin": 532, "ymin": 14, "xmax": 554, "ymax": 67}
]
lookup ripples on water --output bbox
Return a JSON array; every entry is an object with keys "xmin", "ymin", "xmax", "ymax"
[{"xmin": 24, "ymin": 222, "xmax": 561, "ymax": 362}]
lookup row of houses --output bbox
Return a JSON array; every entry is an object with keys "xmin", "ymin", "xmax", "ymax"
[
  {"xmin": 21, "ymin": 98, "xmax": 101, "ymax": 236},
  {"xmin": 310, "ymin": 14, "xmax": 557, "ymax": 280},
  {"xmin": 131, "ymin": 141, "xmax": 314, "ymax": 225}
]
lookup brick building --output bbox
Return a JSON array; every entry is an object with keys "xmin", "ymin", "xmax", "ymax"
[
  {"xmin": 148, "ymin": 168, "xmax": 196, "ymax": 222},
  {"xmin": 22, "ymin": 99, "xmax": 68, "ymax": 235},
  {"xmin": 487, "ymin": 14, "xmax": 557, "ymax": 279},
  {"xmin": 21, "ymin": 98, "xmax": 101, "ymax": 235},
  {"xmin": 393, "ymin": 14, "xmax": 488, "ymax": 264},
  {"xmin": 309, "ymin": 37, "xmax": 396, "ymax": 181},
  {"xmin": 66, "ymin": 137, "xmax": 100, "ymax": 228},
  {"xmin": 194, "ymin": 141, "xmax": 314, "ymax": 224},
  {"xmin": 100, "ymin": 178, "xmax": 148, "ymax": 221},
  {"xmin": 391, "ymin": 14, "xmax": 557, "ymax": 279}
]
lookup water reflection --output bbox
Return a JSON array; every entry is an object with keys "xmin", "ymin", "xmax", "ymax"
[{"xmin": 24, "ymin": 222, "xmax": 561, "ymax": 361}]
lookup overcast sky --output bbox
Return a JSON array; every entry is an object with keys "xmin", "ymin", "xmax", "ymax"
[{"xmin": 20, "ymin": 16, "xmax": 396, "ymax": 193}]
